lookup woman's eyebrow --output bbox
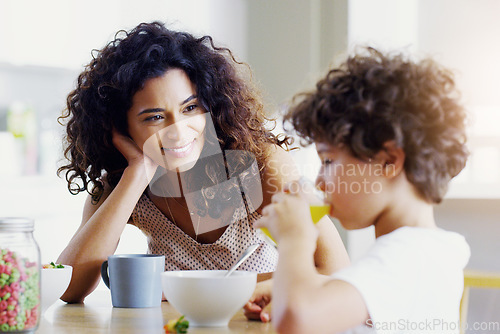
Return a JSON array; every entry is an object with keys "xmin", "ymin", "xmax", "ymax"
[
  {"xmin": 136, "ymin": 95, "xmax": 197, "ymax": 116},
  {"xmin": 137, "ymin": 108, "xmax": 164, "ymax": 116},
  {"xmin": 181, "ymin": 94, "xmax": 196, "ymax": 105}
]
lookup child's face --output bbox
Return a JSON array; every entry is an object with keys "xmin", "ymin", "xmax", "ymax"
[
  {"xmin": 127, "ymin": 68, "xmax": 207, "ymax": 171},
  {"xmin": 315, "ymin": 142, "xmax": 388, "ymax": 230}
]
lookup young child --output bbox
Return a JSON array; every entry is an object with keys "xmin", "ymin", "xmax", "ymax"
[{"xmin": 250, "ymin": 47, "xmax": 470, "ymax": 333}]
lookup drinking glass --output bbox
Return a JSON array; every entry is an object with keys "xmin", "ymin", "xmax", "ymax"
[{"xmin": 259, "ymin": 178, "xmax": 330, "ymax": 244}]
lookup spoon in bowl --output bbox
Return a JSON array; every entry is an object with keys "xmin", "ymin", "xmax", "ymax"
[{"xmin": 224, "ymin": 243, "xmax": 260, "ymax": 277}]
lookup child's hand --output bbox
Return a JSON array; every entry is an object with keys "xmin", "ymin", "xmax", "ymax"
[
  {"xmin": 243, "ymin": 280, "xmax": 273, "ymax": 322},
  {"xmin": 255, "ymin": 180, "xmax": 319, "ymax": 244}
]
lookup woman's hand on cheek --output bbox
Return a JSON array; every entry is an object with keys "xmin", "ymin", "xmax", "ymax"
[{"xmin": 112, "ymin": 129, "xmax": 158, "ymax": 176}]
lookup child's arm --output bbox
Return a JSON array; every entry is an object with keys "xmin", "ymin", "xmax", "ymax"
[
  {"xmin": 260, "ymin": 146, "xmax": 349, "ymax": 274},
  {"xmin": 274, "ymin": 238, "xmax": 368, "ymax": 333},
  {"xmin": 256, "ymin": 190, "xmax": 369, "ymax": 333},
  {"xmin": 244, "ymin": 215, "xmax": 349, "ymax": 322}
]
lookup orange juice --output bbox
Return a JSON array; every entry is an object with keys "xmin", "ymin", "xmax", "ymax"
[
  {"xmin": 309, "ymin": 204, "xmax": 331, "ymax": 223},
  {"xmin": 260, "ymin": 204, "xmax": 331, "ymax": 243}
]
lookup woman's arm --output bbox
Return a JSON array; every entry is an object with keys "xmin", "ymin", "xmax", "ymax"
[
  {"xmin": 313, "ymin": 216, "xmax": 350, "ymax": 274},
  {"xmin": 57, "ymin": 166, "xmax": 150, "ymax": 303},
  {"xmin": 57, "ymin": 130, "xmax": 156, "ymax": 303}
]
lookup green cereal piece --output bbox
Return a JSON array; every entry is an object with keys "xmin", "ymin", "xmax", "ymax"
[
  {"xmin": 16, "ymin": 323, "xmax": 25, "ymax": 331},
  {"xmin": 26, "ymin": 298, "xmax": 36, "ymax": 310},
  {"xmin": 2, "ymin": 292, "xmax": 10, "ymax": 300},
  {"xmin": 0, "ymin": 273, "xmax": 9, "ymax": 280},
  {"xmin": 0, "ymin": 324, "xmax": 9, "ymax": 331},
  {"xmin": 9, "ymin": 325, "xmax": 16, "ymax": 331}
]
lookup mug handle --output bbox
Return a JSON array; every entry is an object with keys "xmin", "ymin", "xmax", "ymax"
[{"xmin": 101, "ymin": 260, "xmax": 111, "ymax": 289}]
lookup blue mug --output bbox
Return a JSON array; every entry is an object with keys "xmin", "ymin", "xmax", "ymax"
[{"xmin": 101, "ymin": 254, "xmax": 165, "ymax": 308}]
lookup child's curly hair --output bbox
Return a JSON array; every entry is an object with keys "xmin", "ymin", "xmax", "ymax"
[
  {"xmin": 285, "ymin": 47, "xmax": 468, "ymax": 203},
  {"xmin": 58, "ymin": 21, "xmax": 288, "ymax": 201}
]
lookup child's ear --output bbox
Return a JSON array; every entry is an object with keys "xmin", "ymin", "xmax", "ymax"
[{"xmin": 374, "ymin": 140, "xmax": 405, "ymax": 178}]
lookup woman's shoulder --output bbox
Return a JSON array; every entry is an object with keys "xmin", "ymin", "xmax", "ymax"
[
  {"xmin": 261, "ymin": 143, "xmax": 300, "ymax": 180},
  {"xmin": 255, "ymin": 144, "xmax": 300, "ymax": 212}
]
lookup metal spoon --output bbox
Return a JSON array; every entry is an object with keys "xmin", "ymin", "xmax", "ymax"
[{"xmin": 224, "ymin": 243, "xmax": 260, "ymax": 277}]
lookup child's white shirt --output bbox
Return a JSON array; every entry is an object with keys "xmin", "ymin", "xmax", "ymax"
[{"xmin": 331, "ymin": 226, "xmax": 470, "ymax": 334}]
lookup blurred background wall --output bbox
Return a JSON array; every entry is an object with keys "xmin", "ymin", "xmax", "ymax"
[{"xmin": 0, "ymin": 0, "xmax": 499, "ymax": 322}]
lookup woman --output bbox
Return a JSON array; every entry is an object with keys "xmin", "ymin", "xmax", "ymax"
[{"xmin": 57, "ymin": 22, "xmax": 349, "ymax": 303}]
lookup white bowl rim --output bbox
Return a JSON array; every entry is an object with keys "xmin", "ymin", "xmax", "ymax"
[{"xmin": 161, "ymin": 270, "xmax": 256, "ymax": 279}]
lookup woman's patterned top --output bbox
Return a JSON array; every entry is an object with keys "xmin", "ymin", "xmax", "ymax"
[{"xmin": 130, "ymin": 194, "xmax": 278, "ymax": 273}]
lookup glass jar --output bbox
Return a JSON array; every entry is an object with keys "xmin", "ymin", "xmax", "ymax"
[{"xmin": 0, "ymin": 218, "xmax": 40, "ymax": 333}]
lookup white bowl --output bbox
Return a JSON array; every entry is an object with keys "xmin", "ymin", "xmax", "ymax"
[
  {"xmin": 161, "ymin": 270, "xmax": 257, "ymax": 327},
  {"xmin": 41, "ymin": 264, "xmax": 73, "ymax": 312}
]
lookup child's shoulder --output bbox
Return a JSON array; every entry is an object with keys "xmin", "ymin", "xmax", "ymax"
[
  {"xmin": 375, "ymin": 227, "xmax": 470, "ymax": 264},
  {"xmin": 379, "ymin": 226, "xmax": 467, "ymax": 247},
  {"xmin": 383, "ymin": 226, "xmax": 464, "ymax": 239},
  {"xmin": 334, "ymin": 227, "xmax": 469, "ymax": 280}
]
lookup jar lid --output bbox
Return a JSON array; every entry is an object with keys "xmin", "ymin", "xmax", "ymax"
[{"xmin": 0, "ymin": 217, "xmax": 34, "ymax": 231}]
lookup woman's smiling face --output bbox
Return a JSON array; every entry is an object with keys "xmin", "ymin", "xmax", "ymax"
[{"xmin": 127, "ymin": 68, "xmax": 207, "ymax": 172}]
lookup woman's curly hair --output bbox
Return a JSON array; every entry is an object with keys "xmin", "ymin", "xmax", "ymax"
[
  {"xmin": 58, "ymin": 21, "xmax": 288, "ymax": 201},
  {"xmin": 285, "ymin": 47, "xmax": 468, "ymax": 203}
]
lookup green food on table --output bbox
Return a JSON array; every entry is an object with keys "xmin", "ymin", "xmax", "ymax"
[
  {"xmin": 42, "ymin": 262, "xmax": 64, "ymax": 269},
  {"xmin": 164, "ymin": 315, "xmax": 189, "ymax": 333}
]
